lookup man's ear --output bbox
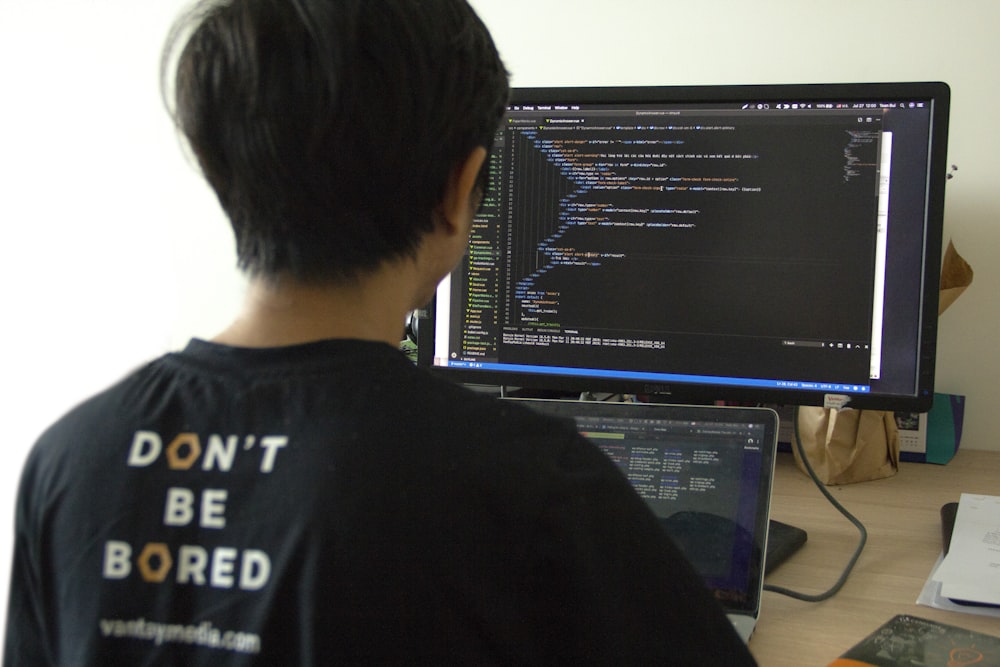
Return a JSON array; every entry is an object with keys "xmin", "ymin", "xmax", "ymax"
[{"xmin": 439, "ymin": 147, "xmax": 487, "ymax": 234}]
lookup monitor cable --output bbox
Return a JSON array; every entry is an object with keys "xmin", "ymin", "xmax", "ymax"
[{"xmin": 762, "ymin": 405, "xmax": 869, "ymax": 602}]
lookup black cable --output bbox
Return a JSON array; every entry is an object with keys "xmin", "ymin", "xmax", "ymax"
[{"xmin": 762, "ymin": 405, "xmax": 868, "ymax": 602}]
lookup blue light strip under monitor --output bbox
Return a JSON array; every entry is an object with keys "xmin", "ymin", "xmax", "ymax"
[{"xmin": 444, "ymin": 360, "xmax": 871, "ymax": 394}]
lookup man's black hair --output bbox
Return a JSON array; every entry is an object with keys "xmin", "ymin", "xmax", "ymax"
[{"xmin": 163, "ymin": 0, "xmax": 510, "ymax": 283}]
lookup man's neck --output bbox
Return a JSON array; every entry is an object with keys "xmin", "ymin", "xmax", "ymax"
[{"xmin": 212, "ymin": 268, "xmax": 420, "ymax": 349}]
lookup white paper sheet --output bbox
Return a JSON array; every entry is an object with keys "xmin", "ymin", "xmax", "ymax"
[
  {"xmin": 932, "ymin": 493, "xmax": 1000, "ymax": 606},
  {"xmin": 918, "ymin": 553, "xmax": 1000, "ymax": 619}
]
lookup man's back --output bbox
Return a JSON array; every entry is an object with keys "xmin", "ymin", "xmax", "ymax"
[
  {"xmin": 6, "ymin": 339, "xmax": 753, "ymax": 664},
  {"xmin": 6, "ymin": 1, "xmax": 759, "ymax": 664}
]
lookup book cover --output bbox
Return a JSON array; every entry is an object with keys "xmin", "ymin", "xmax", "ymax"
[{"xmin": 828, "ymin": 614, "xmax": 1000, "ymax": 667}]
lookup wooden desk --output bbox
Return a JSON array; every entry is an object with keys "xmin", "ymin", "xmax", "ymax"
[{"xmin": 749, "ymin": 449, "xmax": 999, "ymax": 666}]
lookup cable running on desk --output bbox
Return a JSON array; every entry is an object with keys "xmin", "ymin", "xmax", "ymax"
[{"xmin": 763, "ymin": 405, "xmax": 868, "ymax": 602}]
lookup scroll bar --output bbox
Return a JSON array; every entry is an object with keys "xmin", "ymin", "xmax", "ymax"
[{"xmin": 870, "ymin": 132, "xmax": 892, "ymax": 380}]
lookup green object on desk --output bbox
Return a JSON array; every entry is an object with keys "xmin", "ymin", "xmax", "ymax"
[{"xmin": 925, "ymin": 393, "xmax": 965, "ymax": 464}]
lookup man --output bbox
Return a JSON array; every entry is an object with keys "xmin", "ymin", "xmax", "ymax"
[{"xmin": 5, "ymin": 0, "xmax": 756, "ymax": 664}]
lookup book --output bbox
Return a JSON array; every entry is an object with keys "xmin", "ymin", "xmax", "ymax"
[{"xmin": 828, "ymin": 614, "xmax": 1000, "ymax": 666}]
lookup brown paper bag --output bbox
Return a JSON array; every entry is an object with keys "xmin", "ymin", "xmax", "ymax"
[
  {"xmin": 938, "ymin": 239, "xmax": 974, "ymax": 316},
  {"xmin": 792, "ymin": 407, "xmax": 900, "ymax": 485}
]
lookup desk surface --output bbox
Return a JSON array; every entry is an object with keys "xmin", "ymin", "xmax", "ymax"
[{"xmin": 749, "ymin": 449, "xmax": 999, "ymax": 666}]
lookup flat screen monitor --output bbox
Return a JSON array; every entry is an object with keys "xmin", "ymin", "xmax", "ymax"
[{"xmin": 418, "ymin": 82, "xmax": 950, "ymax": 412}]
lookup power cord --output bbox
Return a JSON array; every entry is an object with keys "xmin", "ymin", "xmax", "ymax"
[{"xmin": 763, "ymin": 405, "xmax": 868, "ymax": 602}]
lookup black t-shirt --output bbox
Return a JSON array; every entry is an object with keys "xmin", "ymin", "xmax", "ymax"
[{"xmin": 5, "ymin": 339, "xmax": 755, "ymax": 665}]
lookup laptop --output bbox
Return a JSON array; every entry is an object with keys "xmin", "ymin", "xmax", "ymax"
[{"xmin": 510, "ymin": 398, "xmax": 778, "ymax": 643}]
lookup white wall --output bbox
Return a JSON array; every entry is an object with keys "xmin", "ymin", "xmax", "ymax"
[
  {"xmin": 0, "ymin": 0, "xmax": 243, "ymax": 634},
  {"xmin": 0, "ymin": 0, "xmax": 996, "ymax": 636}
]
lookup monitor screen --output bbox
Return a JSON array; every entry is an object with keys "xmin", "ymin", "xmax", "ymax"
[{"xmin": 418, "ymin": 82, "xmax": 950, "ymax": 412}]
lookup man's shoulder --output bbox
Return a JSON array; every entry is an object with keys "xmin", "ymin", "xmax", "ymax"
[
  {"xmin": 30, "ymin": 361, "xmax": 161, "ymax": 454},
  {"xmin": 393, "ymin": 373, "xmax": 579, "ymax": 443}
]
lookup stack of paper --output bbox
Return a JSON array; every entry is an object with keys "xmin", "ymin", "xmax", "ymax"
[{"xmin": 933, "ymin": 493, "xmax": 1000, "ymax": 606}]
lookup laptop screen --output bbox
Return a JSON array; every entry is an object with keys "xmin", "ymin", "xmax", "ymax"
[{"xmin": 511, "ymin": 399, "xmax": 777, "ymax": 614}]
